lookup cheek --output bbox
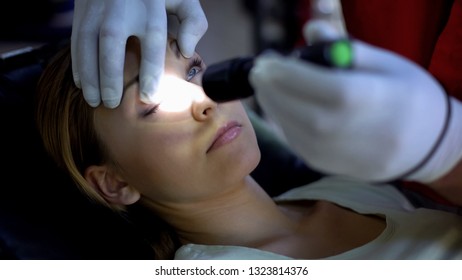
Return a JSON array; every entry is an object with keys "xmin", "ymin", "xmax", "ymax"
[
  {"xmin": 121, "ymin": 128, "xmax": 193, "ymax": 168},
  {"xmin": 110, "ymin": 127, "xmax": 202, "ymax": 192}
]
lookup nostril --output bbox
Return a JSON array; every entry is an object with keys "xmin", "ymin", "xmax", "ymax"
[
  {"xmin": 203, "ymin": 107, "xmax": 212, "ymax": 116},
  {"xmin": 191, "ymin": 92, "xmax": 217, "ymax": 121}
]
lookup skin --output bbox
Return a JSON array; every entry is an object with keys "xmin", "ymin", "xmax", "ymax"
[{"xmin": 85, "ymin": 37, "xmax": 386, "ymax": 259}]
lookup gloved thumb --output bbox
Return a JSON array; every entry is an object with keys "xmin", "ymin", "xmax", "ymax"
[
  {"xmin": 176, "ymin": 21, "xmax": 207, "ymax": 58},
  {"xmin": 166, "ymin": 14, "xmax": 202, "ymax": 58},
  {"xmin": 303, "ymin": 19, "xmax": 343, "ymax": 44},
  {"xmin": 171, "ymin": 1, "xmax": 208, "ymax": 58}
]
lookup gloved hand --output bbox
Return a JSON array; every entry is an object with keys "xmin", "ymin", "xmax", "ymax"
[
  {"xmin": 71, "ymin": 0, "xmax": 208, "ymax": 108},
  {"xmin": 249, "ymin": 20, "xmax": 462, "ymax": 183}
]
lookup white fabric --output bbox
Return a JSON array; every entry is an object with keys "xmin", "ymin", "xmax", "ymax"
[
  {"xmin": 71, "ymin": 0, "xmax": 208, "ymax": 108},
  {"xmin": 175, "ymin": 176, "xmax": 462, "ymax": 260}
]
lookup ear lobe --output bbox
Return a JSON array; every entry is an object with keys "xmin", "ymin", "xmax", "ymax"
[{"xmin": 84, "ymin": 165, "xmax": 141, "ymax": 206}]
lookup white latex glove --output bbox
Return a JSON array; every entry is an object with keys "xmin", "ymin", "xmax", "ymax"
[
  {"xmin": 249, "ymin": 20, "xmax": 462, "ymax": 183},
  {"xmin": 71, "ymin": 0, "xmax": 208, "ymax": 108}
]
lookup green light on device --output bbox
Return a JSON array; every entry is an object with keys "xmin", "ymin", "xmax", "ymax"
[{"xmin": 329, "ymin": 40, "xmax": 353, "ymax": 69}]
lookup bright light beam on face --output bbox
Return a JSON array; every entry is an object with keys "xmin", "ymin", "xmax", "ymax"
[{"xmin": 152, "ymin": 74, "xmax": 206, "ymax": 113}]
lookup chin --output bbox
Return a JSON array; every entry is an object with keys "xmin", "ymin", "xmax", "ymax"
[
  {"xmin": 237, "ymin": 141, "xmax": 261, "ymax": 176},
  {"xmin": 241, "ymin": 130, "xmax": 261, "ymax": 172},
  {"xmin": 219, "ymin": 137, "xmax": 261, "ymax": 181},
  {"xmin": 248, "ymin": 147, "xmax": 261, "ymax": 173},
  {"xmin": 222, "ymin": 147, "xmax": 261, "ymax": 188}
]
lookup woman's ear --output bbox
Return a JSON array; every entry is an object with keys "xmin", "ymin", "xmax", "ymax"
[{"xmin": 84, "ymin": 165, "xmax": 140, "ymax": 206}]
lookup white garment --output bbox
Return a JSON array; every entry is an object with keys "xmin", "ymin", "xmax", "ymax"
[{"xmin": 175, "ymin": 176, "xmax": 462, "ymax": 259}]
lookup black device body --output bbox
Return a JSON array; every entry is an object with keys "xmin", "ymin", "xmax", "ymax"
[{"xmin": 202, "ymin": 39, "xmax": 352, "ymax": 103}]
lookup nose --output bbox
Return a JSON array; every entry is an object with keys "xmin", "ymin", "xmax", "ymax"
[
  {"xmin": 154, "ymin": 76, "xmax": 216, "ymax": 114},
  {"xmin": 191, "ymin": 86, "xmax": 218, "ymax": 121}
]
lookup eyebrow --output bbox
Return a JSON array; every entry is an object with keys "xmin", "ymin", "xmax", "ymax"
[{"xmin": 123, "ymin": 75, "xmax": 139, "ymax": 93}]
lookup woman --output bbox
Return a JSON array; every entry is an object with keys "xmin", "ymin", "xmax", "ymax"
[{"xmin": 35, "ymin": 37, "xmax": 462, "ymax": 260}]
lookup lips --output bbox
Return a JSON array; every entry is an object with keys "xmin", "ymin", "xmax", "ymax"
[{"xmin": 207, "ymin": 121, "xmax": 242, "ymax": 153}]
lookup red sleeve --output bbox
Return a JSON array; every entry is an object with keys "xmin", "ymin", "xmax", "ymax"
[
  {"xmin": 341, "ymin": 0, "xmax": 453, "ymax": 68},
  {"xmin": 340, "ymin": 0, "xmax": 462, "ymax": 102},
  {"xmin": 297, "ymin": 0, "xmax": 462, "ymax": 99},
  {"xmin": 343, "ymin": 0, "xmax": 462, "ymax": 206},
  {"xmin": 428, "ymin": 0, "xmax": 462, "ymax": 101}
]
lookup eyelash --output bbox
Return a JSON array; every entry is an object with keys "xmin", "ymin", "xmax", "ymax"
[
  {"xmin": 187, "ymin": 57, "xmax": 203, "ymax": 81},
  {"xmin": 143, "ymin": 104, "xmax": 159, "ymax": 117}
]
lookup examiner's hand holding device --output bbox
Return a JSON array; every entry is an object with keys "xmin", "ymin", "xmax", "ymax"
[
  {"xmin": 71, "ymin": 0, "xmax": 208, "ymax": 108},
  {"xmin": 202, "ymin": 38, "xmax": 352, "ymax": 103},
  {"xmin": 249, "ymin": 20, "xmax": 462, "ymax": 184}
]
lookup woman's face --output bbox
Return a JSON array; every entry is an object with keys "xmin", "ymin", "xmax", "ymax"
[{"xmin": 93, "ymin": 38, "xmax": 261, "ymax": 205}]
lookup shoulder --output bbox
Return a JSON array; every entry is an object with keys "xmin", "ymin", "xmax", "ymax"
[{"xmin": 274, "ymin": 176, "xmax": 416, "ymax": 214}]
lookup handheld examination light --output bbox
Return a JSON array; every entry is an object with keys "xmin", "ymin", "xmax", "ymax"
[{"xmin": 202, "ymin": 39, "xmax": 353, "ymax": 103}]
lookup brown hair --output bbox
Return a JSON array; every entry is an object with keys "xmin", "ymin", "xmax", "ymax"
[{"xmin": 34, "ymin": 43, "xmax": 180, "ymax": 259}]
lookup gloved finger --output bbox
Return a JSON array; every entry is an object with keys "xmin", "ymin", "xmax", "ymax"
[
  {"xmin": 303, "ymin": 19, "xmax": 342, "ymax": 44},
  {"xmin": 73, "ymin": 0, "xmax": 104, "ymax": 107},
  {"xmin": 353, "ymin": 40, "xmax": 445, "ymax": 102},
  {"xmin": 70, "ymin": 0, "xmax": 87, "ymax": 89},
  {"xmin": 352, "ymin": 40, "xmax": 414, "ymax": 74},
  {"xmin": 167, "ymin": 0, "xmax": 208, "ymax": 58},
  {"xmin": 255, "ymin": 80, "xmax": 327, "ymax": 135},
  {"xmin": 138, "ymin": 0, "xmax": 167, "ymax": 104},
  {"xmin": 250, "ymin": 52, "xmax": 356, "ymax": 105},
  {"xmin": 98, "ymin": 0, "xmax": 132, "ymax": 108},
  {"xmin": 252, "ymin": 72, "xmax": 340, "ymax": 169}
]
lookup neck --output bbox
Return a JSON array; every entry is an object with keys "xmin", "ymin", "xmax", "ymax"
[{"xmin": 151, "ymin": 176, "xmax": 297, "ymax": 248}]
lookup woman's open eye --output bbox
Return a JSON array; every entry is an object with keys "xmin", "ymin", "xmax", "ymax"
[
  {"xmin": 187, "ymin": 67, "xmax": 200, "ymax": 81},
  {"xmin": 186, "ymin": 57, "xmax": 203, "ymax": 81}
]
